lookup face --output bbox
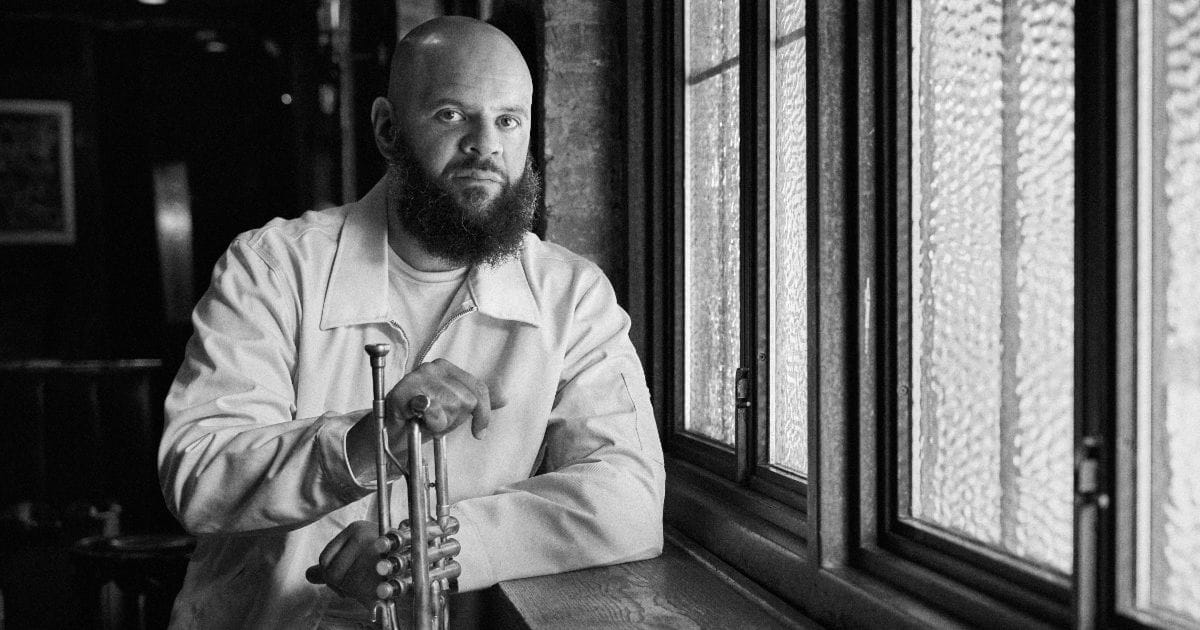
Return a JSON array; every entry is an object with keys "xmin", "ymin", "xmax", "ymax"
[
  {"xmin": 395, "ymin": 50, "xmax": 532, "ymax": 214},
  {"xmin": 385, "ymin": 134, "xmax": 540, "ymax": 268}
]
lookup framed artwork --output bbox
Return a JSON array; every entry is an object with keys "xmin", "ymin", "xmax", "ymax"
[{"xmin": 0, "ymin": 100, "xmax": 75, "ymax": 244}]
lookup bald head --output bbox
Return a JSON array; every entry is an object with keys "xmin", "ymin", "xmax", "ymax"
[
  {"xmin": 370, "ymin": 16, "xmax": 535, "ymax": 260},
  {"xmin": 387, "ymin": 16, "xmax": 532, "ymax": 109},
  {"xmin": 372, "ymin": 16, "xmax": 532, "ymax": 167}
]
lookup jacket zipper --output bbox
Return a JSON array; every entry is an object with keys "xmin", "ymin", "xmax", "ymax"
[{"xmin": 412, "ymin": 304, "xmax": 477, "ymax": 367}]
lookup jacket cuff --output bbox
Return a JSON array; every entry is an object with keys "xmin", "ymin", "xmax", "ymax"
[
  {"xmin": 448, "ymin": 507, "xmax": 497, "ymax": 592},
  {"xmin": 314, "ymin": 410, "xmax": 374, "ymax": 503}
]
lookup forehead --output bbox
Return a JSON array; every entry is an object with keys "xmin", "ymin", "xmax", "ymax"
[
  {"xmin": 403, "ymin": 42, "xmax": 533, "ymax": 112},
  {"xmin": 413, "ymin": 71, "xmax": 532, "ymax": 112}
]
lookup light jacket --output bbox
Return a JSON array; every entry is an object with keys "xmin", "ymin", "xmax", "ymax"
[{"xmin": 158, "ymin": 180, "xmax": 665, "ymax": 628}]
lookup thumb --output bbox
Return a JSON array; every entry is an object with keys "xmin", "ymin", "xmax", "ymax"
[
  {"xmin": 470, "ymin": 382, "xmax": 507, "ymax": 441},
  {"xmin": 488, "ymin": 382, "xmax": 508, "ymax": 410}
]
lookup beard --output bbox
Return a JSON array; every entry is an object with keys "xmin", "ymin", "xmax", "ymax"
[{"xmin": 385, "ymin": 138, "xmax": 541, "ymax": 268}]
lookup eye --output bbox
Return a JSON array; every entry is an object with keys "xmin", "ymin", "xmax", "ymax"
[
  {"xmin": 497, "ymin": 115, "xmax": 521, "ymax": 130},
  {"xmin": 435, "ymin": 109, "xmax": 464, "ymax": 123}
]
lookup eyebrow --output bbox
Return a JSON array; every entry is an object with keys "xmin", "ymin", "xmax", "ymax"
[{"xmin": 427, "ymin": 98, "xmax": 530, "ymax": 118}]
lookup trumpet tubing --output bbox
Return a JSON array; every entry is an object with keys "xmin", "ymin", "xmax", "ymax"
[{"xmin": 364, "ymin": 344, "xmax": 460, "ymax": 630}]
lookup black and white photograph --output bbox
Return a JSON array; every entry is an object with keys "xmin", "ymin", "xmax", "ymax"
[{"xmin": 0, "ymin": 1, "xmax": 1197, "ymax": 629}]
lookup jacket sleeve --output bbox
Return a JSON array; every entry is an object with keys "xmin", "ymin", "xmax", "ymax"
[
  {"xmin": 158, "ymin": 237, "xmax": 371, "ymax": 535},
  {"xmin": 448, "ymin": 268, "xmax": 666, "ymax": 591}
]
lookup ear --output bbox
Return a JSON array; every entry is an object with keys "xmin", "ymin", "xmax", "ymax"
[{"xmin": 371, "ymin": 97, "xmax": 401, "ymax": 162}]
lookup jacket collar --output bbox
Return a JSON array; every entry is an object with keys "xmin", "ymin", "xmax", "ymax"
[{"xmin": 320, "ymin": 178, "xmax": 541, "ymax": 330}]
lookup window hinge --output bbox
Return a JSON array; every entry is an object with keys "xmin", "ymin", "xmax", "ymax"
[
  {"xmin": 1074, "ymin": 435, "xmax": 1107, "ymax": 627},
  {"xmin": 1075, "ymin": 435, "xmax": 1109, "ymax": 509},
  {"xmin": 734, "ymin": 367, "xmax": 752, "ymax": 482},
  {"xmin": 735, "ymin": 367, "xmax": 751, "ymax": 409}
]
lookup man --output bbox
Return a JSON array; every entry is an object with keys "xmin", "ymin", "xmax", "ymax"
[{"xmin": 158, "ymin": 16, "xmax": 664, "ymax": 629}]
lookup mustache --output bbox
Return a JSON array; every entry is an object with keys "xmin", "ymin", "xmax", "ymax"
[{"xmin": 445, "ymin": 156, "xmax": 507, "ymax": 182}]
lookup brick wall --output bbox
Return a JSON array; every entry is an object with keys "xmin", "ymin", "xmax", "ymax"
[{"xmin": 540, "ymin": 0, "xmax": 628, "ymax": 302}]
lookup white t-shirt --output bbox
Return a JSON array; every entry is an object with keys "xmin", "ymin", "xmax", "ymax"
[{"xmin": 387, "ymin": 247, "xmax": 468, "ymax": 372}]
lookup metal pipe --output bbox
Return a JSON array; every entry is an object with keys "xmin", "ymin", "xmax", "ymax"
[
  {"xmin": 364, "ymin": 344, "xmax": 399, "ymax": 630},
  {"xmin": 406, "ymin": 395, "xmax": 433, "ymax": 630}
]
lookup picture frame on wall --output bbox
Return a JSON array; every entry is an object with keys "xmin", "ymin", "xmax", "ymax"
[{"xmin": 0, "ymin": 99, "xmax": 75, "ymax": 244}]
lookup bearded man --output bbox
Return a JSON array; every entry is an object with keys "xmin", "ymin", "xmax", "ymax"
[{"xmin": 157, "ymin": 16, "xmax": 664, "ymax": 629}]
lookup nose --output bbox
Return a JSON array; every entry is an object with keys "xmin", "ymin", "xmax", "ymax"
[{"xmin": 460, "ymin": 119, "xmax": 502, "ymax": 157}]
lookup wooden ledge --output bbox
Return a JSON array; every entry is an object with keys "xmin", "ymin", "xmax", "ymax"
[{"xmin": 491, "ymin": 530, "xmax": 821, "ymax": 629}]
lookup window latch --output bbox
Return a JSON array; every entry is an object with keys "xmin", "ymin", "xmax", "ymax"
[
  {"xmin": 734, "ymin": 367, "xmax": 752, "ymax": 482},
  {"xmin": 1075, "ymin": 435, "xmax": 1109, "ymax": 509},
  {"xmin": 735, "ymin": 367, "xmax": 751, "ymax": 409},
  {"xmin": 1074, "ymin": 436, "xmax": 1107, "ymax": 625}
]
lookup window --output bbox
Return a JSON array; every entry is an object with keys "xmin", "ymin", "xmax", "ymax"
[
  {"xmin": 1122, "ymin": 1, "xmax": 1200, "ymax": 626},
  {"xmin": 676, "ymin": 0, "xmax": 809, "ymax": 491},
  {"xmin": 631, "ymin": 1, "xmax": 1200, "ymax": 628},
  {"xmin": 769, "ymin": 0, "xmax": 809, "ymax": 476},
  {"xmin": 681, "ymin": 0, "xmax": 742, "ymax": 449},
  {"xmin": 904, "ymin": 0, "xmax": 1075, "ymax": 578}
]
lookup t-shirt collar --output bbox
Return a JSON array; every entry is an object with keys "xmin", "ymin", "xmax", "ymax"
[{"xmin": 320, "ymin": 178, "xmax": 541, "ymax": 330}]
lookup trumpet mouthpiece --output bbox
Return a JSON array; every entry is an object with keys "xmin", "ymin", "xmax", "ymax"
[{"xmin": 365, "ymin": 343, "xmax": 392, "ymax": 358}]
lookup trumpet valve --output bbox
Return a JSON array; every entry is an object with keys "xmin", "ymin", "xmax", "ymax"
[
  {"xmin": 376, "ymin": 578, "xmax": 411, "ymax": 600},
  {"xmin": 375, "ymin": 524, "xmax": 413, "ymax": 554},
  {"xmin": 376, "ymin": 556, "xmax": 407, "ymax": 577},
  {"xmin": 377, "ymin": 538, "xmax": 461, "ymax": 579}
]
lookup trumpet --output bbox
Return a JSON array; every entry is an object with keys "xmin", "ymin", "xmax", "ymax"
[{"xmin": 365, "ymin": 343, "xmax": 461, "ymax": 630}]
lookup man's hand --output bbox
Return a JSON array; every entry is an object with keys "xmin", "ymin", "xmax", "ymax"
[
  {"xmin": 306, "ymin": 520, "xmax": 380, "ymax": 608},
  {"xmin": 385, "ymin": 358, "xmax": 503, "ymax": 439},
  {"xmin": 345, "ymin": 358, "xmax": 506, "ymax": 483}
]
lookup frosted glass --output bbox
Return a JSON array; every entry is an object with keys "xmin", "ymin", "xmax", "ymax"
[
  {"xmin": 909, "ymin": 0, "xmax": 1074, "ymax": 573},
  {"xmin": 769, "ymin": 0, "xmax": 808, "ymax": 475},
  {"xmin": 683, "ymin": 0, "xmax": 740, "ymax": 444},
  {"xmin": 1137, "ymin": 0, "xmax": 1200, "ymax": 622}
]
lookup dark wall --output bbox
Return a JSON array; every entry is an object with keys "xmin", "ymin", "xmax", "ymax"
[
  {"xmin": 96, "ymin": 22, "xmax": 301, "ymax": 367},
  {"xmin": 0, "ymin": 18, "xmax": 110, "ymax": 360},
  {"xmin": 0, "ymin": 12, "xmax": 314, "ymax": 626},
  {"xmin": 0, "ymin": 10, "xmax": 306, "ymax": 367}
]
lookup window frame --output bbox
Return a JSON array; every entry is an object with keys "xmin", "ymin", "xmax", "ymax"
[
  {"xmin": 626, "ymin": 1, "xmax": 1176, "ymax": 628},
  {"xmin": 858, "ymin": 0, "xmax": 1088, "ymax": 623},
  {"xmin": 661, "ymin": 0, "xmax": 811, "ymax": 508},
  {"xmin": 1110, "ymin": 2, "xmax": 1200, "ymax": 629}
]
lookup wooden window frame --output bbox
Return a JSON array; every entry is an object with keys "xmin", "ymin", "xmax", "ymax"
[
  {"xmin": 626, "ymin": 1, "xmax": 1174, "ymax": 629},
  {"xmin": 1108, "ymin": 3, "xmax": 1197, "ymax": 629},
  {"xmin": 632, "ymin": 0, "xmax": 809, "ymax": 524}
]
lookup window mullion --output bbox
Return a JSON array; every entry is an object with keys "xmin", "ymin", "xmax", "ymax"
[
  {"xmin": 1073, "ymin": 1, "xmax": 1120, "ymax": 628},
  {"xmin": 809, "ymin": 0, "xmax": 854, "ymax": 568},
  {"xmin": 737, "ymin": 0, "xmax": 768, "ymax": 483}
]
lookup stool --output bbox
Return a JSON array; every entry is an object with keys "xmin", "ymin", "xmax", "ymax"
[{"xmin": 70, "ymin": 534, "xmax": 194, "ymax": 630}]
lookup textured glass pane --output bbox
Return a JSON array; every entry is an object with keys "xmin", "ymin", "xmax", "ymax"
[
  {"xmin": 769, "ymin": 0, "xmax": 808, "ymax": 474},
  {"xmin": 909, "ymin": 0, "xmax": 1074, "ymax": 573},
  {"xmin": 1137, "ymin": 0, "xmax": 1200, "ymax": 622},
  {"xmin": 683, "ymin": 0, "xmax": 740, "ymax": 444}
]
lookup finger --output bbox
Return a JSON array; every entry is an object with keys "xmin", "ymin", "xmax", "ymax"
[
  {"xmin": 486, "ymin": 381, "xmax": 508, "ymax": 410},
  {"xmin": 432, "ymin": 361, "xmax": 507, "ymax": 412},
  {"xmin": 317, "ymin": 539, "xmax": 355, "ymax": 598},
  {"xmin": 324, "ymin": 521, "xmax": 377, "ymax": 597},
  {"xmin": 421, "ymin": 399, "xmax": 451, "ymax": 435},
  {"xmin": 318, "ymin": 525, "xmax": 355, "ymax": 573},
  {"xmin": 323, "ymin": 539, "xmax": 361, "ymax": 594},
  {"xmin": 385, "ymin": 367, "xmax": 455, "ymax": 427},
  {"xmin": 305, "ymin": 564, "xmax": 325, "ymax": 585},
  {"xmin": 385, "ymin": 383, "xmax": 415, "ymax": 428},
  {"xmin": 429, "ymin": 361, "xmax": 495, "ymax": 439}
]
